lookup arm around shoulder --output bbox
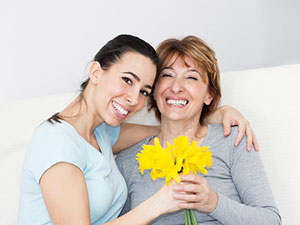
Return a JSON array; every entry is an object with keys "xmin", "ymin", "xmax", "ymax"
[{"xmin": 113, "ymin": 123, "xmax": 160, "ymax": 154}]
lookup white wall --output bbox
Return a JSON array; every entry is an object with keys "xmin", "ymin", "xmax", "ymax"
[{"xmin": 1, "ymin": 0, "xmax": 299, "ymax": 104}]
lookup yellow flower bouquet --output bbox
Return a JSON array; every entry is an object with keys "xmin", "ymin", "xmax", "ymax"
[{"xmin": 136, "ymin": 135, "xmax": 213, "ymax": 225}]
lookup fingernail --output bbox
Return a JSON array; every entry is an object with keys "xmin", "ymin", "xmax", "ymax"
[{"xmin": 173, "ymin": 186, "xmax": 180, "ymax": 190}]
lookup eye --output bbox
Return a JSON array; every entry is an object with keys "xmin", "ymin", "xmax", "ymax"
[
  {"xmin": 161, "ymin": 73, "xmax": 172, "ymax": 78},
  {"xmin": 140, "ymin": 89, "xmax": 150, "ymax": 97},
  {"xmin": 122, "ymin": 77, "xmax": 132, "ymax": 85},
  {"xmin": 187, "ymin": 76, "xmax": 198, "ymax": 81}
]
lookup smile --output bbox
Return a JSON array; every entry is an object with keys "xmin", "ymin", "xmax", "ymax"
[
  {"xmin": 112, "ymin": 101, "xmax": 129, "ymax": 116},
  {"xmin": 166, "ymin": 99, "xmax": 188, "ymax": 106}
]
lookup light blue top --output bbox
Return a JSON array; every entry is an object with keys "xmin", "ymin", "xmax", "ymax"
[{"xmin": 18, "ymin": 120, "xmax": 127, "ymax": 225}]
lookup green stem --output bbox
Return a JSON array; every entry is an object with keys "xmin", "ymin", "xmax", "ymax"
[
  {"xmin": 184, "ymin": 209, "xmax": 188, "ymax": 225},
  {"xmin": 188, "ymin": 209, "xmax": 192, "ymax": 225},
  {"xmin": 190, "ymin": 209, "xmax": 198, "ymax": 225},
  {"xmin": 185, "ymin": 209, "xmax": 191, "ymax": 225}
]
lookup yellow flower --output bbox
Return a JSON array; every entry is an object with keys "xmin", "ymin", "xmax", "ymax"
[{"xmin": 136, "ymin": 135, "xmax": 212, "ymax": 185}]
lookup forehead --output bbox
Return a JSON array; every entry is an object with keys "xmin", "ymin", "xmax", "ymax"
[
  {"xmin": 164, "ymin": 53, "xmax": 197, "ymax": 69},
  {"xmin": 117, "ymin": 51, "xmax": 157, "ymax": 82},
  {"xmin": 118, "ymin": 51, "xmax": 153, "ymax": 66}
]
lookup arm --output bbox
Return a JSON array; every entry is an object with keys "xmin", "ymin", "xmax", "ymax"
[
  {"xmin": 204, "ymin": 105, "xmax": 259, "ymax": 151},
  {"xmin": 40, "ymin": 163, "xmax": 91, "ymax": 225},
  {"xmin": 114, "ymin": 105, "xmax": 258, "ymax": 153},
  {"xmin": 41, "ymin": 163, "xmax": 180, "ymax": 225},
  {"xmin": 112, "ymin": 123, "xmax": 160, "ymax": 154},
  {"xmin": 103, "ymin": 182, "xmax": 179, "ymax": 225},
  {"xmin": 210, "ymin": 134, "xmax": 281, "ymax": 224},
  {"xmin": 174, "ymin": 132, "xmax": 281, "ymax": 225}
]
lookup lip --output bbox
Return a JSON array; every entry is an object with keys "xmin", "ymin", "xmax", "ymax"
[
  {"xmin": 111, "ymin": 100, "xmax": 130, "ymax": 119},
  {"xmin": 166, "ymin": 97, "xmax": 189, "ymax": 101}
]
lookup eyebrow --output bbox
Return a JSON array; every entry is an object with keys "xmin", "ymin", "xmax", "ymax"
[
  {"xmin": 163, "ymin": 66, "xmax": 174, "ymax": 71},
  {"xmin": 187, "ymin": 69, "xmax": 202, "ymax": 76},
  {"xmin": 162, "ymin": 67, "xmax": 202, "ymax": 77},
  {"xmin": 122, "ymin": 72, "xmax": 152, "ymax": 90}
]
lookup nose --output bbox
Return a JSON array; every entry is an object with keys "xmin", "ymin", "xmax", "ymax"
[
  {"xmin": 171, "ymin": 78, "xmax": 184, "ymax": 94},
  {"xmin": 125, "ymin": 88, "xmax": 139, "ymax": 106}
]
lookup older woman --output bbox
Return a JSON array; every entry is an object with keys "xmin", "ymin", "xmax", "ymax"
[{"xmin": 116, "ymin": 36, "xmax": 281, "ymax": 225}]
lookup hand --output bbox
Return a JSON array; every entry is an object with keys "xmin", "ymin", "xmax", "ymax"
[
  {"xmin": 221, "ymin": 105, "xmax": 259, "ymax": 151},
  {"xmin": 152, "ymin": 180, "xmax": 181, "ymax": 216},
  {"xmin": 172, "ymin": 173, "xmax": 218, "ymax": 214}
]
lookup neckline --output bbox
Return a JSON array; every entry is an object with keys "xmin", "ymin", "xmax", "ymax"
[
  {"xmin": 147, "ymin": 124, "xmax": 211, "ymax": 147},
  {"xmin": 59, "ymin": 119, "xmax": 105, "ymax": 156}
]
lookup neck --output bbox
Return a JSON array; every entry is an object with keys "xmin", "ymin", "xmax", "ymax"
[
  {"xmin": 60, "ymin": 87, "xmax": 104, "ymax": 141},
  {"xmin": 157, "ymin": 117, "xmax": 207, "ymax": 147}
]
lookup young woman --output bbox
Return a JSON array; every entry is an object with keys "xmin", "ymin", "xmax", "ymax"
[
  {"xmin": 19, "ymin": 34, "xmax": 257, "ymax": 225},
  {"xmin": 116, "ymin": 36, "xmax": 281, "ymax": 225}
]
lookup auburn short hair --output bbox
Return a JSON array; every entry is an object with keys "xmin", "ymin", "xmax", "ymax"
[{"xmin": 148, "ymin": 36, "xmax": 221, "ymax": 123}]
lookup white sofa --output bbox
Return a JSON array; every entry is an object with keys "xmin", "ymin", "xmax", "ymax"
[{"xmin": 1, "ymin": 64, "xmax": 299, "ymax": 225}]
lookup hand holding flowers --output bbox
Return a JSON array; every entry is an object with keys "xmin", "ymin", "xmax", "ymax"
[
  {"xmin": 149, "ymin": 179, "xmax": 181, "ymax": 216},
  {"xmin": 173, "ymin": 173, "xmax": 218, "ymax": 214},
  {"xmin": 137, "ymin": 135, "xmax": 214, "ymax": 225}
]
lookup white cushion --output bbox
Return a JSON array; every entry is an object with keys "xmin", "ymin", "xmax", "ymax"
[{"xmin": 221, "ymin": 64, "xmax": 300, "ymax": 225}]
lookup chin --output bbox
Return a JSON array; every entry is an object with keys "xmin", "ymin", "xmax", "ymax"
[
  {"xmin": 103, "ymin": 116, "xmax": 123, "ymax": 127},
  {"xmin": 164, "ymin": 114, "xmax": 185, "ymax": 121}
]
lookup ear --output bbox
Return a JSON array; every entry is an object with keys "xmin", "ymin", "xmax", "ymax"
[
  {"xmin": 89, "ymin": 61, "xmax": 103, "ymax": 84},
  {"xmin": 204, "ymin": 93, "xmax": 214, "ymax": 106}
]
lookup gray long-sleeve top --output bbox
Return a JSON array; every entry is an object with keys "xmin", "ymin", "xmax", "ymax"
[{"xmin": 115, "ymin": 124, "xmax": 281, "ymax": 225}]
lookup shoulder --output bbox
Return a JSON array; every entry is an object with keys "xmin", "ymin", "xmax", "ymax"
[
  {"xmin": 24, "ymin": 121, "xmax": 87, "ymax": 182},
  {"xmin": 29, "ymin": 121, "xmax": 80, "ymax": 153},
  {"xmin": 206, "ymin": 124, "xmax": 244, "ymax": 160},
  {"xmin": 207, "ymin": 124, "xmax": 238, "ymax": 144}
]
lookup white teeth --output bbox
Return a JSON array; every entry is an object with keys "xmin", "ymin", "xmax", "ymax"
[
  {"xmin": 167, "ymin": 99, "xmax": 188, "ymax": 106},
  {"xmin": 112, "ymin": 102, "xmax": 128, "ymax": 115}
]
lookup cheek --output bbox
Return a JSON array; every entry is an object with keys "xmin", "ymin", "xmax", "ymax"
[
  {"xmin": 155, "ymin": 80, "xmax": 168, "ymax": 96},
  {"xmin": 111, "ymin": 82, "xmax": 128, "ymax": 95},
  {"xmin": 189, "ymin": 83, "xmax": 208, "ymax": 98},
  {"xmin": 135, "ymin": 96, "xmax": 146, "ymax": 112}
]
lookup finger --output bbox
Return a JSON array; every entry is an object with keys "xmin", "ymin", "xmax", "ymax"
[
  {"xmin": 173, "ymin": 184, "xmax": 201, "ymax": 194},
  {"xmin": 177, "ymin": 201, "xmax": 198, "ymax": 209},
  {"xmin": 179, "ymin": 173, "xmax": 203, "ymax": 184},
  {"xmin": 234, "ymin": 122, "xmax": 246, "ymax": 146},
  {"xmin": 222, "ymin": 118, "xmax": 231, "ymax": 136},
  {"xmin": 174, "ymin": 192, "xmax": 199, "ymax": 202},
  {"xmin": 245, "ymin": 126, "xmax": 253, "ymax": 152},
  {"xmin": 252, "ymin": 133, "xmax": 259, "ymax": 152}
]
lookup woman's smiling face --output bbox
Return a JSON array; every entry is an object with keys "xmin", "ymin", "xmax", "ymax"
[
  {"xmin": 154, "ymin": 54, "xmax": 213, "ymax": 123},
  {"xmin": 92, "ymin": 51, "xmax": 156, "ymax": 126}
]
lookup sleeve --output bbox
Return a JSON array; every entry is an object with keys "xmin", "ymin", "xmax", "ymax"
[
  {"xmin": 110, "ymin": 124, "xmax": 120, "ymax": 146},
  {"xmin": 27, "ymin": 124, "xmax": 86, "ymax": 183},
  {"xmin": 115, "ymin": 153, "xmax": 131, "ymax": 216},
  {"xmin": 97, "ymin": 123, "xmax": 120, "ymax": 146},
  {"xmin": 209, "ymin": 127, "xmax": 282, "ymax": 225}
]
